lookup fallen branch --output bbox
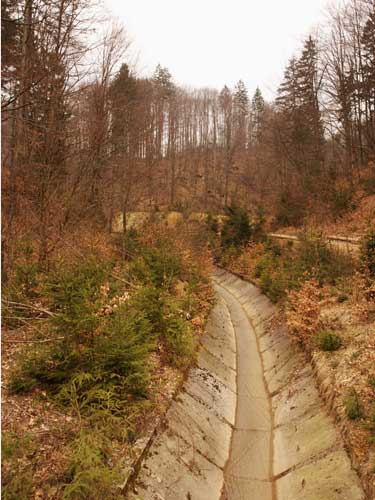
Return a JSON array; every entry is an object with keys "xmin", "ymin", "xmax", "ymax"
[
  {"xmin": 2, "ymin": 336, "xmax": 64, "ymax": 344},
  {"xmin": 3, "ymin": 316, "xmax": 47, "ymax": 322},
  {"xmin": 2, "ymin": 300, "xmax": 58, "ymax": 318}
]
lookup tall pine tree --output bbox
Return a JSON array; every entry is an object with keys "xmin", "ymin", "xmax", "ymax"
[
  {"xmin": 233, "ymin": 80, "xmax": 249, "ymax": 149},
  {"xmin": 250, "ymin": 87, "xmax": 265, "ymax": 144},
  {"xmin": 361, "ymin": 9, "xmax": 375, "ymax": 156}
]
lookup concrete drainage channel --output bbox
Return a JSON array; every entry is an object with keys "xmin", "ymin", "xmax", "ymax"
[{"xmin": 132, "ymin": 269, "xmax": 365, "ymax": 500}]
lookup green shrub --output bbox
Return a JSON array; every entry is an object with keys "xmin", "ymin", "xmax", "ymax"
[
  {"xmin": 369, "ymin": 377, "xmax": 375, "ymax": 392},
  {"xmin": 93, "ymin": 308, "xmax": 154, "ymax": 397},
  {"xmin": 3, "ymin": 256, "xmax": 42, "ymax": 328},
  {"xmin": 255, "ymin": 253, "xmax": 288, "ymax": 302},
  {"xmin": 2, "ymin": 432, "xmax": 36, "ymax": 460},
  {"xmin": 130, "ymin": 285, "xmax": 163, "ymax": 334},
  {"xmin": 344, "ymin": 389, "xmax": 363, "ymax": 420},
  {"xmin": 298, "ymin": 232, "xmax": 330, "ymax": 266},
  {"xmin": 362, "ymin": 177, "xmax": 375, "ymax": 195},
  {"xmin": 298, "ymin": 233, "xmax": 354, "ymax": 285},
  {"xmin": 221, "ymin": 205, "xmax": 252, "ymax": 249},
  {"xmin": 8, "ymin": 342, "xmax": 79, "ymax": 393},
  {"xmin": 254, "ymin": 251, "xmax": 302, "ymax": 302},
  {"xmin": 362, "ymin": 230, "xmax": 375, "ymax": 277},
  {"xmin": 337, "ymin": 293, "xmax": 348, "ymax": 303},
  {"xmin": 45, "ymin": 258, "xmax": 107, "ymax": 341},
  {"xmin": 2, "ymin": 469, "xmax": 34, "ymax": 500},
  {"xmin": 5, "ymin": 229, "xmax": 210, "ymax": 497},
  {"xmin": 8, "ymin": 239, "xmax": 197, "ymax": 414},
  {"xmin": 10, "ymin": 339, "xmax": 83, "ymax": 392},
  {"xmin": 259, "ymin": 270, "xmax": 287, "ymax": 303},
  {"xmin": 317, "ymin": 330, "xmax": 342, "ymax": 351},
  {"xmin": 4, "ymin": 244, "xmax": 39, "ymax": 299},
  {"xmin": 265, "ymin": 239, "xmax": 282, "ymax": 256},
  {"xmin": 274, "ymin": 191, "xmax": 305, "ymax": 227},
  {"xmin": 252, "ymin": 206, "xmax": 266, "ymax": 242},
  {"xmin": 220, "ymin": 245, "xmax": 242, "ymax": 267},
  {"xmin": 12, "ymin": 307, "xmax": 154, "ymax": 404},
  {"xmin": 130, "ymin": 242, "xmax": 182, "ymax": 289},
  {"xmin": 8, "ymin": 375, "xmax": 37, "ymax": 394},
  {"xmin": 121, "ymin": 228, "xmax": 140, "ymax": 259},
  {"xmin": 13, "ymin": 262, "xmax": 40, "ymax": 298},
  {"xmin": 62, "ymin": 432, "xmax": 120, "ymax": 500},
  {"xmin": 251, "ymin": 232, "xmax": 355, "ymax": 303},
  {"xmin": 254, "ymin": 253, "xmax": 273, "ymax": 278},
  {"xmin": 206, "ymin": 213, "xmax": 219, "ymax": 233},
  {"xmin": 9, "ymin": 256, "xmax": 155, "ymax": 407},
  {"xmin": 2, "ymin": 432, "xmax": 36, "ymax": 500},
  {"xmin": 330, "ymin": 188, "xmax": 355, "ymax": 219},
  {"xmin": 163, "ymin": 310, "xmax": 195, "ymax": 367}
]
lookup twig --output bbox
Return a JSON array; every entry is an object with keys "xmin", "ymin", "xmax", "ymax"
[
  {"xmin": 109, "ymin": 271, "xmax": 133, "ymax": 287},
  {"xmin": 3, "ymin": 316, "xmax": 47, "ymax": 322},
  {"xmin": 1, "ymin": 336, "xmax": 64, "ymax": 344},
  {"xmin": 2, "ymin": 300, "xmax": 58, "ymax": 317}
]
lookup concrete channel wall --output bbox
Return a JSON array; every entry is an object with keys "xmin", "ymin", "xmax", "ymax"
[
  {"xmin": 131, "ymin": 270, "xmax": 365, "ymax": 500},
  {"xmin": 268, "ymin": 232, "xmax": 361, "ymax": 257}
]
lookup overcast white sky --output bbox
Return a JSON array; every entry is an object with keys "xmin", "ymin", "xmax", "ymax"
[{"xmin": 104, "ymin": 0, "xmax": 336, "ymax": 100}]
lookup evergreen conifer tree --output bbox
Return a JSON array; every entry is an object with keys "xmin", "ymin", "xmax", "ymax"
[
  {"xmin": 219, "ymin": 85, "xmax": 233, "ymax": 204},
  {"xmin": 250, "ymin": 87, "xmax": 265, "ymax": 143},
  {"xmin": 361, "ymin": 10, "xmax": 375, "ymax": 155},
  {"xmin": 276, "ymin": 37, "xmax": 324, "ymax": 176},
  {"xmin": 233, "ymin": 80, "xmax": 249, "ymax": 148}
]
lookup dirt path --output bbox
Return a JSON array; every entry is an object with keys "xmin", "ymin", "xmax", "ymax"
[{"xmin": 129, "ymin": 270, "xmax": 365, "ymax": 500}]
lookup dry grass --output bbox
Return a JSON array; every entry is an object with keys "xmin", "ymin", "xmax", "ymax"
[
  {"xmin": 286, "ymin": 279, "xmax": 375, "ymax": 494},
  {"xmin": 316, "ymin": 299, "xmax": 375, "ymax": 493},
  {"xmin": 323, "ymin": 194, "xmax": 375, "ymax": 236}
]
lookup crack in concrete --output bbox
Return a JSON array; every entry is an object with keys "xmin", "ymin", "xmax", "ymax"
[
  {"xmin": 225, "ymin": 473, "xmax": 272, "ymax": 483},
  {"xmin": 272, "ymin": 405, "xmax": 320, "ymax": 429},
  {"xmin": 183, "ymin": 388, "xmax": 235, "ymax": 429},
  {"xmin": 163, "ymin": 415, "xmax": 225, "ymax": 471},
  {"xmin": 169, "ymin": 431, "xmax": 226, "ymax": 472},
  {"xmin": 271, "ymin": 443, "xmax": 342, "ymax": 480}
]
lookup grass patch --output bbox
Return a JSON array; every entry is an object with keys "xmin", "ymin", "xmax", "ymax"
[
  {"xmin": 344, "ymin": 389, "xmax": 363, "ymax": 420},
  {"xmin": 316, "ymin": 330, "xmax": 342, "ymax": 351}
]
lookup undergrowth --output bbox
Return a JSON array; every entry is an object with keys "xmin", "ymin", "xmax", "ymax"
[
  {"xmin": 316, "ymin": 330, "xmax": 342, "ymax": 351},
  {"xmin": 344, "ymin": 389, "xmax": 364, "ymax": 420},
  {"xmin": 223, "ymin": 230, "xmax": 355, "ymax": 303},
  {"xmin": 1, "ymin": 432, "xmax": 35, "ymax": 500},
  {"xmin": 2, "ymin": 224, "xmax": 213, "ymax": 498}
]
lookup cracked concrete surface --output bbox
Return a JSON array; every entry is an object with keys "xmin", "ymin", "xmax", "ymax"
[{"xmin": 132, "ymin": 269, "xmax": 365, "ymax": 500}]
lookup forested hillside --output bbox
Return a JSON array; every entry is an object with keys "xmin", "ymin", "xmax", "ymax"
[
  {"xmin": 1, "ymin": 0, "xmax": 375, "ymax": 498},
  {"xmin": 2, "ymin": 0, "xmax": 375, "ymax": 271}
]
